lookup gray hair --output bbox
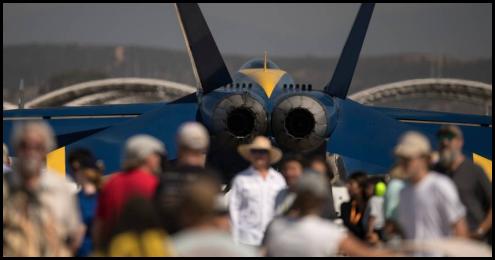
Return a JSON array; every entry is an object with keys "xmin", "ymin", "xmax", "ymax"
[
  {"xmin": 11, "ymin": 120, "xmax": 56, "ymax": 154},
  {"xmin": 296, "ymin": 170, "xmax": 330, "ymax": 199}
]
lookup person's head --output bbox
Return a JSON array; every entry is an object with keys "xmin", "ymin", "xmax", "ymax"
[
  {"xmin": 106, "ymin": 196, "xmax": 174, "ymax": 256},
  {"xmin": 154, "ymin": 166, "xmax": 221, "ymax": 231},
  {"xmin": 122, "ymin": 135, "xmax": 166, "ymax": 174},
  {"xmin": 394, "ymin": 131, "xmax": 432, "ymax": 183},
  {"xmin": 436, "ymin": 125, "xmax": 464, "ymax": 169},
  {"xmin": 176, "ymin": 122, "xmax": 209, "ymax": 168},
  {"xmin": 238, "ymin": 136, "xmax": 282, "ymax": 170},
  {"xmin": 3, "ymin": 143, "xmax": 10, "ymax": 166},
  {"xmin": 108, "ymin": 196, "xmax": 162, "ymax": 246},
  {"xmin": 69, "ymin": 148, "xmax": 103, "ymax": 189},
  {"xmin": 308, "ymin": 155, "xmax": 334, "ymax": 181},
  {"xmin": 69, "ymin": 148, "xmax": 93, "ymax": 174},
  {"xmin": 291, "ymin": 171, "xmax": 330, "ymax": 216},
  {"xmin": 346, "ymin": 171, "xmax": 368, "ymax": 200},
  {"xmin": 12, "ymin": 120, "xmax": 55, "ymax": 178},
  {"xmin": 364, "ymin": 178, "xmax": 376, "ymax": 199},
  {"xmin": 280, "ymin": 154, "xmax": 305, "ymax": 189},
  {"xmin": 177, "ymin": 173, "xmax": 220, "ymax": 229}
]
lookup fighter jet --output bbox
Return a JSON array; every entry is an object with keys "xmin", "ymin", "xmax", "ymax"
[{"xmin": 3, "ymin": 3, "xmax": 492, "ymax": 182}]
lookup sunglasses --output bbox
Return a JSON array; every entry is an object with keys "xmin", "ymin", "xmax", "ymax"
[
  {"xmin": 250, "ymin": 149, "xmax": 269, "ymax": 155},
  {"xmin": 437, "ymin": 132, "xmax": 456, "ymax": 141},
  {"xmin": 397, "ymin": 156, "xmax": 412, "ymax": 164},
  {"xmin": 18, "ymin": 141, "xmax": 45, "ymax": 152}
]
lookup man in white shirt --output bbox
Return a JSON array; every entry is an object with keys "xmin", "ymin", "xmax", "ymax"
[
  {"xmin": 229, "ymin": 136, "xmax": 286, "ymax": 246},
  {"xmin": 394, "ymin": 131, "xmax": 469, "ymax": 241}
]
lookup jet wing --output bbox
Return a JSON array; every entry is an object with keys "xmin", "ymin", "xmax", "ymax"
[
  {"xmin": 3, "ymin": 99, "xmax": 199, "ymax": 175},
  {"xmin": 3, "ymin": 103, "xmax": 164, "ymax": 153},
  {"xmin": 64, "ymin": 102, "xmax": 199, "ymax": 174},
  {"xmin": 373, "ymin": 106, "xmax": 492, "ymax": 160},
  {"xmin": 325, "ymin": 99, "xmax": 492, "ymax": 174}
]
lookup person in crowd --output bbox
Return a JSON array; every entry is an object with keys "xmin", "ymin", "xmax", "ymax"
[
  {"xmin": 274, "ymin": 153, "xmax": 305, "ymax": 216},
  {"xmin": 340, "ymin": 171, "xmax": 368, "ymax": 240},
  {"xmin": 434, "ymin": 125, "xmax": 492, "ymax": 245},
  {"xmin": 102, "ymin": 197, "xmax": 175, "ymax": 256},
  {"xmin": 365, "ymin": 181, "xmax": 386, "ymax": 245},
  {"xmin": 229, "ymin": 136, "xmax": 286, "ymax": 246},
  {"xmin": 69, "ymin": 148, "xmax": 96, "ymax": 177},
  {"xmin": 92, "ymin": 134, "xmax": 166, "ymax": 250},
  {"xmin": 384, "ymin": 166, "xmax": 406, "ymax": 224},
  {"xmin": 152, "ymin": 122, "xmax": 212, "ymax": 235},
  {"xmin": 155, "ymin": 166, "xmax": 220, "ymax": 235},
  {"xmin": 171, "ymin": 173, "xmax": 257, "ymax": 257},
  {"xmin": 263, "ymin": 172, "xmax": 397, "ymax": 257},
  {"xmin": 175, "ymin": 122, "xmax": 210, "ymax": 169},
  {"xmin": 361, "ymin": 177, "xmax": 376, "ymax": 234},
  {"xmin": 3, "ymin": 120, "xmax": 84, "ymax": 256},
  {"xmin": 364, "ymin": 177, "xmax": 376, "ymax": 201},
  {"xmin": 395, "ymin": 131, "xmax": 469, "ymax": 241},
  {"xmin": 308, "ymin": 155, "xmax": 338, "ymax": 220},
  {"xmin": 68, "ymin": 148, "xmax": 103, "ymax": 257},
  {"xmin": 383, "ymin": 165, "xmax": 407, "ymax": 242},
  {"xmin": 3, "ymin": 143, "xmax": 12, "ymax": 174},
  {"xmin": 212, "ymin": 194, "xmax": 232, "ymax": 233}
]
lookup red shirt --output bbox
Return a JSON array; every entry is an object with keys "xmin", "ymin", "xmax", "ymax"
[{"xmin": 95, "ymin": 169, "xmax": 158, "ymax": 231}]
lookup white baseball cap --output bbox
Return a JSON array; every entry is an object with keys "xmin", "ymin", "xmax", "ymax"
[
  {"xmin": 122, "ymin": 134, "xmax": 166, "ymax": 170},
  {"xmin": 394, "ymin": 131, "xmax": 431, "ymax": 158},
  {"xmin": 177, "ymin": 122, "xmax": 209, "ymax": 151}
]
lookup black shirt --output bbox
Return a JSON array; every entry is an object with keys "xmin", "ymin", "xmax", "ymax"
[
  {"xmin": 340, "ymin": 200, "xmax": 366, "ymax": 240},
  {"xmin": 435, "ymin": 159, "xmax": 492, "ymax": 231}
]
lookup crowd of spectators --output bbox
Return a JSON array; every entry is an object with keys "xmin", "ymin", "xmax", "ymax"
[{"xmin": 3, "ymin": 120, "xmax": 492, "ymax": 256}]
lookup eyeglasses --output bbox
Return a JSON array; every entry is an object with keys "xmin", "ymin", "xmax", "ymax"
[{"xmin": 250, "ymin": 149, "xmax": 269, "ymax": 155}]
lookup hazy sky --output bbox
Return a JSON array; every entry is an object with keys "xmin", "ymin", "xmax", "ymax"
[{"xmin": 3, "ymin": 3, "xmax": 492, "ymax": 59}]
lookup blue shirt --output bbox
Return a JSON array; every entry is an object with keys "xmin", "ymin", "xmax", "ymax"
[
  {"xmin": 76, "ymin": 190, "xmax": 99, "ymax": 257},
  {"xmin": 384, "ymin": 179, "xmax": 405, "ymax": 221}
]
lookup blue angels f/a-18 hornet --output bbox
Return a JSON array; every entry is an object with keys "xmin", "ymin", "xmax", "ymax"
[{"xmin": 3, "ymin": 3, "xmax": 492, "ymax": 183}]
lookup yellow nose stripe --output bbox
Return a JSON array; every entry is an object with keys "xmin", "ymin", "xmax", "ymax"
[
  {"xmin": 46, "ymin": 146, "xmax": 66, "ymax": 177},
  {"xmin": 473, "ymin": 153, "xmax": 492, "ymax": 182},
  {"xmin": 239, "ymin": 68, "xmax": 286, "ymax": 97}
]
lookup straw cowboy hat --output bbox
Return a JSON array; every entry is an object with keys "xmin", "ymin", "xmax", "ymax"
[{"xmin": 238, "ymin": 136, "xmax": 282, "ymax": 164}]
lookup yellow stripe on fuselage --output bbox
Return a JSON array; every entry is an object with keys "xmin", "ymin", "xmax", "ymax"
[
  {"xmin": 239, "ymin": 68, "xmax": 286, "ymax": 97},
  {"xmin": 46, "ymin": 146, "xmax": 66, "ymax": 177},
  {"xmin": 473, "ymin": 153, "xmax": 492, "ymax": 182}
]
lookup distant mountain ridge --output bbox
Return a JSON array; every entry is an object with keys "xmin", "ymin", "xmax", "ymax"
[{"xmin": 3, "ymin": 44, "xmax": 492, "ymax": 102}]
